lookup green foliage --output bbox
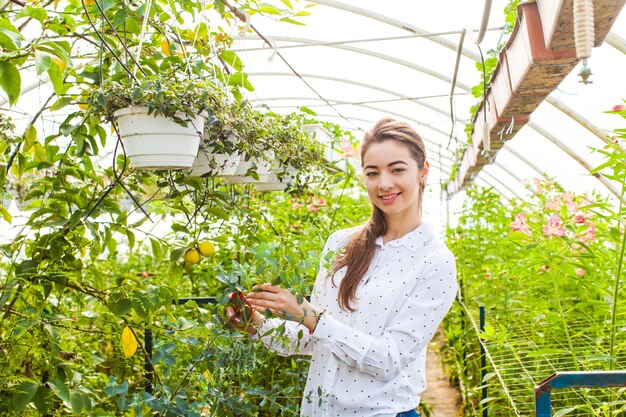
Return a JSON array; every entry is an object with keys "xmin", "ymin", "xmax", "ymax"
[{"xmin": 443, "ymin": 105, "xmax": 626, "ymax": 415}]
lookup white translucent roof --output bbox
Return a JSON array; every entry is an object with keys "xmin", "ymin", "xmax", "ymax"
[{"xmin": 3, "ymin": 0, "xmax": 626, "ymax": 229}]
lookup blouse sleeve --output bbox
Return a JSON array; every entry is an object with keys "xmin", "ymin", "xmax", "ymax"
[
  {"xmin": 310, "ymin": 248, "xmax": 457, "ymax": 381},
  {"xmin": 252, "ymin": 229, "xmax": 348, "ymax": 356}
]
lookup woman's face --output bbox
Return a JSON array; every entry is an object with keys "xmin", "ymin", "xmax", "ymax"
[{"xmin": 362, "ymin": 140, "xmax": 429, "ymax": 219}]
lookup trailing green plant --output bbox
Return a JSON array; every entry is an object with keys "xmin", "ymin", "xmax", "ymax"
[
  {"xmin": 87, "ymin": 78, "xmax": 230, "ymax": 126},
  {"xmin": 443, "ymin": 102, "xmax": 626, "ymax": 416}
]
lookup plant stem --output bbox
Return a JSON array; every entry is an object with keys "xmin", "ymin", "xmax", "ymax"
[
  {"xmin": 552, "ymin": 275, "xmax": 580, "ymax": 371},
  {"xmin": 608, "ymin": 169, "xmax": 626, "ymax": 370}
]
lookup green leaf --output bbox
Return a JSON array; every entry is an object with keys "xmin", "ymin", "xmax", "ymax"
[
  {"xmin": 525, "ymin": 348, "xmax": 567, "ymax": 358},
  {"xmin": 113, "ymin": 298, "xmax": 132, "ymax": 316},
  {"xmin": 50, "ymin": 96, "xmax": 72, "ymax": 111},
  {"xmin": 219, "ymin": 50, "xmax": 243, "ymax": 71},
  {"xmin": 280, "ymin": 0, "xmax": 292, "ymax": 8},
  {"xmin": 33, "ymin": 386, "xmax": 53, "ymax": 414},
  {"xmin": 0, "ymin": 28, "xmax": 21, "ymax": 51},
  {"xmin": 47, "ymin": 60, "xmax": 65, "ymax": 95},
  {"xmin": 258, "ymin": 4, "xmax": 281, "ymax": 14},
  {"xmin": 205, "ymin": 205, "xmax": 229, "ymax": 220},
  {"xmin": 1, "ymin": 206, "xmax": 13, "ymax": 223},
  {"xmin": 553, "ymin": 407, "xmax": 578, "ymax": 417},
  {"xmin": 47, "ymin": 379, "xmax": 70, "ymax": 404},
  {"xmin": 24, "ymin": 124, "xmax": 37, "ymax": 150},
  {"xmin": 227, "ymin": 72, "xmax": 254, "ymax": 92},
  {"xmin": 299, "ymin": 106, "xmax": 317, "ymax": 116},
  {"xmin": 35, "ymin": 52, "xmax": 52, "ymax": 75},
  {"xmin": 16, "ymin": 5, "xmax": 48, "ymax": 24},
  {"xmin": 124, "ymin": 17, "xmax": 141, "ymax": 35},
  {"xmin": 171, "ymin": 223, "xmax": 190, "ymax": 234},
  {"xmin": 33, "ymin": 141, "xmax": 47, "ymax": 163},
  {"xmin": 279, "ymin": 17, "xmax": 305, "ymax": 25},
  {"xmin": 0, "ymin": 61, "xmax": 21, "ymax": 105},
  {"xmin": 213, "ymin": 0, "xmax": 225, "ymax": 14},
  {"xmin": 36, "ymin": 40, "xmax": 71, "ymax": 66},
  {"xmin": 11, "ymin": 382, "xmax": 37, "ymax": 412},
  {"xmin": 150, "ymin": 238, "xmax": 162, "ymax": 261},
  {"xmin": 69, "ymin": 390, "xmax": 83, "ymax": 414}
]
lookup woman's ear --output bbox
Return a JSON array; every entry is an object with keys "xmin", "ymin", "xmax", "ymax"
[{"xmin": 420, "ymin": 161, "xmax": 430, "ymax": 184}]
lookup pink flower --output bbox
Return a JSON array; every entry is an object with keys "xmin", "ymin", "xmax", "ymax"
[
  {"xmin": 543, "ymin": 215, "xmax": 566, "ymax": 237},
  {"xmin": 340, "ymin": 138, "xmax": 357, "ymax": 157},
  {"xmin": 545, "ymin": 198, "xmax": 561, "ymax": 211},
  {"xmin": 532, "ymin": 178, "xmax": 544, "ymax": 194},
  {"xmin": 307, "ymin": 204, "xmax": 319, "ymax": 212},
  {"xmin": 539, "ymin": 265, "xmax": 550, "ymax": 271},
  {"xmin": 613, "ymin": 104, "xmax": 625, "ymax": 112},
  {"xmin": 510, "ymin": 212, "xmax": 532, "ymax": 235},
  {"xmin": 572, "ymin": 211, "xmax": 591, "ymax": 224},
  {"xmin": 575, "ymin": 268, "xmax": 585, "ymax": 277},
  {"xmin": 315, "ymin": 197, "xmax": 328, "ymax": 207},
  {"xmin": 584, "ymin": 223, "xmax": 596, "ymax": 241},
  {"xmin": 563, "ymin": 192, "xmax": 578, "ymax": 212},
  {"xmin": 291, "ymin": 202, "xmax": 301, "ymax": 210}
]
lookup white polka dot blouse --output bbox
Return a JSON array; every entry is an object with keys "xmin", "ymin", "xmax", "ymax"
[{"xmin": 253, "ymin": 222, "xmax": 458, "ymax": 417}]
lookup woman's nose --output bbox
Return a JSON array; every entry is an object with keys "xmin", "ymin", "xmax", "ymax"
[{"xmin": 377, "ymin": 172, "xmax": 394, "ymax": 190}]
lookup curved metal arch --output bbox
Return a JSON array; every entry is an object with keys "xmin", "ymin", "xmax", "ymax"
[
  {"xmin": 309, "ymin": 0, "xmax": 482, "ymax": 62},
  {"xmin": 248, "ymin": 72, "xmax": 556, "ymax": 190},
  {"xmin": 240, "ymin": 35, "xmax": 620, "ymax": 188},
  {"xmin": 480, "ymin": 168, "xmax": 523, "ymax": 199},
  {"xmin": 475, "ymin": 178, "xmax": 513, "ymax": 201},
  {"xmin": 238, "ymin": 17, "xmax": 621, "ymax": 196},
  {"xmin": 303, "ymin": 112, "xmax": 454, "ymax": 170},
  {"xmin": 252, "ymin": 95, "xmax": 458, "ymax": 141},
  {"xmin": 252, "ymin": 96, "xmax": 457, "ymax": 163},
  {"xmin": 235, "ymin": 35, "xmax": 474, "ymax": 93},
  {"xmin": 527, "ymin": 121, "xmax": 622, "ymax": 197}
]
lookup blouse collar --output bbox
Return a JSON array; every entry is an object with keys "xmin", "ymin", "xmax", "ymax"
[{"xmin": 375, "ymin": 222, "xmax": 433, "ymax": 253}]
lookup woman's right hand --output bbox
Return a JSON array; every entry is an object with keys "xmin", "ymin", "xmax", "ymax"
[{"xmin": 224, "ymin": 303, "xmax": 264, "ymax": 336}]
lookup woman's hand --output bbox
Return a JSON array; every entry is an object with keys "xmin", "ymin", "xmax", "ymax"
[
  {"xmin": 246, "ymin": 283, "xmax": 322, "ymax": 333},
  {"xmin": 224, "ymin": 293, "xmax": 264, "ymax": 336}
]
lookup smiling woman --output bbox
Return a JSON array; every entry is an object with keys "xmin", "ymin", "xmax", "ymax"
[{"xmin": 225, "ymin": 117, "xmax": 457, "ymax": 417}]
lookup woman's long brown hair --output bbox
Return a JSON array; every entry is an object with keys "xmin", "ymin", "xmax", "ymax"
[{"xmin": 331, "ymin": 117, "xmax": 427, "ymax": 312}]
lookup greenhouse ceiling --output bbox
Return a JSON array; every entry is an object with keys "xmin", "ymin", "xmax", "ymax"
[{"xmin": 1, "ymin": 0, "xmax": 626, "ymax": 223}]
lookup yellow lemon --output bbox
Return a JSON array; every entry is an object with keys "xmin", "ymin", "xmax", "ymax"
[
  {"xmin": 183, "ymin": 248, "xmax": 201, "ymax": 265},
  {"xmin": 197, "ymin": 241, "xmax": 215, "ymax": 257}
]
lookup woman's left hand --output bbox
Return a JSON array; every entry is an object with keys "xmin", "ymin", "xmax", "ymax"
[{"xmin": 247, "ymin": 283, "xmax": 322, "ymax": 331}]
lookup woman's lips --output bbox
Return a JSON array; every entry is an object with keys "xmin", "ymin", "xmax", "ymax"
[{"xmin": 379, "ymin": 192, "xmax": 400, "ymax": 204}]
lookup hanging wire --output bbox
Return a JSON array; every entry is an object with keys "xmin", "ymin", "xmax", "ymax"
[
  {"xmin": 80, "ymin": 0, "xmax": 141, "ymax": 83},
  {"xmin": 219, "ymin": 0, "xmax": 363, "ymax": 132}
]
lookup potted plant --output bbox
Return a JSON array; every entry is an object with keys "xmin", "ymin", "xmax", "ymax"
[
  {"xmin": 252, "ymin": 113, "xmax": 324, "ymax": 192},
  {"xmin": 88, "ymin": 78, "xmax": 226, "ymax": 170}
]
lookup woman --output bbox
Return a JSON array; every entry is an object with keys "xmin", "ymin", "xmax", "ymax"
[{"xmin": 226, "ymin": 117, "xmax": 457, "ymax": 417}]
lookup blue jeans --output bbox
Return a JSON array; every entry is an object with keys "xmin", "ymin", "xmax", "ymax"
[{"xmin": 396, "ymin": 410, "xmax": 419, "ymax": 417}]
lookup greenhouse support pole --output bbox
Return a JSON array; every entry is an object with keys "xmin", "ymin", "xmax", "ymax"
[
  {"xmin": 145, "ymin": 328, "xmax": 154, "ymax": 394},
  {"xmin": 480, "ymin": 305, "xmax": 487, "ymax": 417}
]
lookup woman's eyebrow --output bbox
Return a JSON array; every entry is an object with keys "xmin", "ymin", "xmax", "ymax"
[{"xmin": 363, "ymin": 160, "xmax": 408, "ymax": 170}]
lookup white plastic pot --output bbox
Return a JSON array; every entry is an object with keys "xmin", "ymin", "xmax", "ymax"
[
  {"xmin": 114, "ymin": 106, "xmax": 205, "ymax": 170},
  {"xmin": 253, "ymin": 168, "xmax": 298, "ymax": 192},
  {"xmin": 222, "ymin": 151, "xmax": 274, "ymax": 184},
  {"xmin": 188, "ymin": 131, "xmax": 241, "ymax": 177}
]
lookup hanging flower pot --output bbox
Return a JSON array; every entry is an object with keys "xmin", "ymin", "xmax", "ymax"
[
  {"xmin": 490, "ymin": 2, "xmax": 578, "ymax": 120},
  {"xmin": 536, "ymin": 0, "xmax": 626, "ymax": 52},
  {"xmin": 302, "ymin": 124, "xmax": 348, "ymax": 171},
  {"xmin": 187, "ymin": 131, "xmax": 240, "ymax": 177},
  {"xmin": 114, "ymin": 106, "xmax": 205, "ymax": 170},
  {"xmin": 253, "ymin": 167, "xmax": 298, "ymax": 192},
  {"xmin": 222, "ymin": 151, "xmax": 274, "ymax": 184}
]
